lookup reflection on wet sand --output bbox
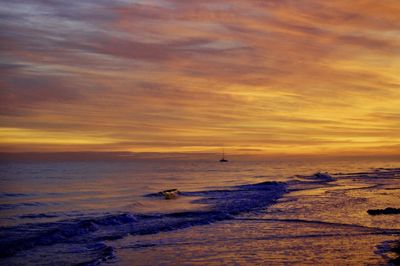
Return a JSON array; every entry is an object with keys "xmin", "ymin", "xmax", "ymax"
[{"xmin": 115, "ymin": 168, "xmax": 400, "ymax": 265}]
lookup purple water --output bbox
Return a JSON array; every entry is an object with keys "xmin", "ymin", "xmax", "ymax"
[{"xmin": 0, "ymin": 157, "xmax": 399, "ymax": 265}]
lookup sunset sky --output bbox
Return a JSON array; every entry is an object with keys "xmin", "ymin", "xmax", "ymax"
[{"xmin": 1, "ymin": 1, "xmax": 399, "ymax": 156}]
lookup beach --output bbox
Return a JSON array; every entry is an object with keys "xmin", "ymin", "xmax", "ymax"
[
  {"xmin": 2, "ymin": 0, "xmax": 400, "ymax": 265},
  {"xmin": 0, "ymin": 157, "xmax": 399, "ymax": 265}
]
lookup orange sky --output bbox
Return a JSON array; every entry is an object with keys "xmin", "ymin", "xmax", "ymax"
[{"xmin": 1, "ymin": 1, "xmax": 400, "ymax": 156}]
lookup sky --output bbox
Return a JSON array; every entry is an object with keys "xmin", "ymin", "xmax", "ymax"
[{"xmin": 0, "ymin": 0, "xmax": 400, "ymax": 156}]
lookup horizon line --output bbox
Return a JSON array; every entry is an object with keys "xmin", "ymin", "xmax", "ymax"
[{"xmin": 0, "ymin": 151, "xmax": 399, "ymax": 162}]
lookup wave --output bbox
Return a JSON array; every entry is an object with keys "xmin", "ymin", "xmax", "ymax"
[
  {"xmin": 0, "ymin": 202, "xmax": 47, "ymax": 210},
  {"xmin": 294, "ymin": 172, "xmax": 335, "ymax": 182},
  {"xmin": 0, "ymin": 181, "xmax": 286, "ymax": 264},
  {"xmin": 19, "ymin": 213, "xmax": 59, "ymax": 219},
  {"xmin": 0, "ymin": 193, "xmax": 36, "ymax": 198},
  {"xmin": 233, "ymin": 218, "xmax": 400, "ymax": 234}
]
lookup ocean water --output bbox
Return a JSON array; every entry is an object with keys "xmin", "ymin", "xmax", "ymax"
[{"xmin": 0, "ymin": 157, "xmax": 399, "ymax": 265}]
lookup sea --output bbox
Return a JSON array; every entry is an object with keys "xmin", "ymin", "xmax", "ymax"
[{"xmin": 0, "ymin": 156, "xmax": 399, "ymax": 265}]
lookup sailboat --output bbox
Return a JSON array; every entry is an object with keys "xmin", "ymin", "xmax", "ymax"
[{"xmin": 219, "ymin": 149, "xmax": 228, "ymax": 162}]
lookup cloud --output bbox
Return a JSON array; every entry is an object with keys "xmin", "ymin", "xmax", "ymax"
[
  {"xmin": 0, "ymin": 74, "xmax": 84, "ymax": 115},
  {"xmin": 0, "ymin": 0, "xmax": 399, "ymax": 154}
]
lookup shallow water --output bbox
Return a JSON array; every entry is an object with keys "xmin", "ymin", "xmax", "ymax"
[{"xmin": 0, "ymin": 157, "xmax": 399, "ymax": 265}]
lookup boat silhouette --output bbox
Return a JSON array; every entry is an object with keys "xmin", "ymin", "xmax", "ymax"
[{"xmin": 219, "ymin": 149, "xmax": 228, "ymax": 162}]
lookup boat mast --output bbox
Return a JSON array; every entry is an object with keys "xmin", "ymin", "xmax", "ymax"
[{"xmin": 219, "ymin": 147, "xmax": 228, "ymax": 162}]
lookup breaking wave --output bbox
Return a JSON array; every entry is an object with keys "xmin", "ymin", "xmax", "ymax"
[{"xmin": 0, "ymin": 181, "xmax": 286, "ymax": 264}]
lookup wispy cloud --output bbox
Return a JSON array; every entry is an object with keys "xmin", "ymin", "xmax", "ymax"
[{"xmin": 1, "ymin": 0, "xmax": 399, "ymax": 155}]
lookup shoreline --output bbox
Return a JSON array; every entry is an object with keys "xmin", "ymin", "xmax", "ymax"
[
  {"xmin": 0, "ymin": 181, "xmax": 287, "ymax": 264},
  {"xmin": 1, "ymin": 167, "xmax": 399, "ymax": 265}
]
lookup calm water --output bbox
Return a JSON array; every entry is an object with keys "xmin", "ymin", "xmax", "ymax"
[{"xmin": 0, "ymin": 157, "xmax": 399, "ymax": 265}]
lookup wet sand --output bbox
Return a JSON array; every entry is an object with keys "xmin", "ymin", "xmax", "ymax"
[
  {"xmin": 114, "ymin": 168, "xmax": 400, "ymax": 265},
  {"xmin": 1, "ymin": 165, "xmax": 399, "ymax": 265}
]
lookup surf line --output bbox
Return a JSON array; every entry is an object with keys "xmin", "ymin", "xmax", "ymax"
[{"xmin": 233, "ymin": 217, "xmax": 400, "ymax": 234}]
